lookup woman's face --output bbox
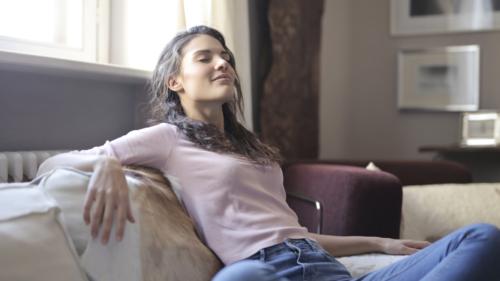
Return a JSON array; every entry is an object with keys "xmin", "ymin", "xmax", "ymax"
[{"xmin": 169, "ymin": 34, "xmax": 236, "ymax": 107}]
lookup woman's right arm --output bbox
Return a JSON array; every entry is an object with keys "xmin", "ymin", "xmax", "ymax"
[
  {"xmin": 37, "ymin": 152, "xmax": 107, "ymax": 175},
  {"xmin": 37, "ymin": 153, "xmax": 135, "ymax": 244}
]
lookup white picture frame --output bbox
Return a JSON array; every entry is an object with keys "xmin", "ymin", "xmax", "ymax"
[
  {"xmin": 461, "ymin": 111, "xmax": 500, "ymax": 146},
  {"xmin": 397, "ymin": 45, "xmax": 479, "ymax": 111},
  {"xmin": 391, "ymin": 0, "xmax": 500, "ymax": 36}
]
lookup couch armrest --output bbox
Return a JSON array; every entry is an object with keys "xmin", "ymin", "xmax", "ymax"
[
  {"xmin": 283, "ymin": 163, "xmax": 402, "ymax": 238},
  {"xmin": 288, "ymin": 159, "xmax": 472, "ymax": 186}
]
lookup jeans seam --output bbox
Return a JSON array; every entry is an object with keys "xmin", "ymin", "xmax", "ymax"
[{"xmin": 284, "ymin": 240, "xmax": 306, "ymax": 280}]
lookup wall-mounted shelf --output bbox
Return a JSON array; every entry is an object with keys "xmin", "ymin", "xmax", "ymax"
[
  {"xmin": 419, "ymin": 144, "xmax": 500, "ymax": 182},
  {"xmin": 419, "ymin": 144, "xmax": 500, "ymax": 154},
  {"xmin": 0, "ymin": 50, "xmax": 151, "ymax": 84}
]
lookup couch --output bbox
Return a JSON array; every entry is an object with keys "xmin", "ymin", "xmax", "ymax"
[
  {"xmin": 283, "ymin": 159, "xmax": 473, "ymax": 238},
  {"xmin": 282, "ymin": 159, "xmax": 485, "ymax": 277},
  {"xmin": 0, "ymin": 159, "xmax": 486, "ymax": 280}
]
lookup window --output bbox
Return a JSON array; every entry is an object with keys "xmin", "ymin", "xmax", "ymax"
[
  {"xmin": 0, "ymin": 0, "xmax": 246, "ymax": 72},
  {"xmin": 0, "ymin": 0, "xmax": 180, "ymax": 70},
  {"xmin": 0, "ymin": 0, "xmax": 104, "ymax": 62}
]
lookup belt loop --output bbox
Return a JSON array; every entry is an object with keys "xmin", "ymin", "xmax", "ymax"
[
  {"xmin": 284, "ymin": 240, "xmax": 300, "ymax": 254},
  {"xmin": 259, "ymin": 248, "xmax": 266, "ymax": 262},
  {"xmin": 304, "ymin": 238, "xmax": 317, "ymax": 251}
]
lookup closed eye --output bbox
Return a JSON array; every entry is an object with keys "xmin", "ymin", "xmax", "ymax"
[{"xmin": 221, "ymin": 52, "xmax": 231, "ymax": 62}]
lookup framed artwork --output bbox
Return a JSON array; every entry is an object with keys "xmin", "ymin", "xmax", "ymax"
[
  {"xmin": 391, "ymin": 0, "xmax": 500, "ymax": 35},
  {"xmin": 397, "ymin": 45, "xmax": 479, "ymax": 111},
  {"xmin": 461, "ymin": 111, "xmax": 500, "ymax": 146}
]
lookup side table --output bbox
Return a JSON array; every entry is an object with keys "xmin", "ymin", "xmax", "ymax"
[{"xmin": 419, "ymin": 145, "xmax": 500, "ymax": 182}]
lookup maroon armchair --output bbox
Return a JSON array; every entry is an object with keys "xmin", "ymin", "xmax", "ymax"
[{"xmin": 282, "ymin": 160, "xmax": 472, "ymax": 239}]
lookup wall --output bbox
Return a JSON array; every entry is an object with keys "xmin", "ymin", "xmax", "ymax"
[
  {"xmin": 0, "ymin": 58, "xmax": 148, "ymax": 151},
  {"xmin": 320, "ymin": 0, "xmax": 500, "ymax": 160}
]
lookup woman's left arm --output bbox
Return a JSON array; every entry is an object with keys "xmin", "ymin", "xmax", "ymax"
[{"xmin": 307, "ymin": 233, "xmax": 431, "ymax": 257}]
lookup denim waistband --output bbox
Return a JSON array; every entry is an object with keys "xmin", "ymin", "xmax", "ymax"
[{"xmin": 245, "ymin": 238, "xmax": 322, "ymax": 262}]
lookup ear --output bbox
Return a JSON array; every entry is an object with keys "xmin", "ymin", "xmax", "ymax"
[{"xmin": 167, "ymin": 76, "xmax": 183, "ymax": 92}]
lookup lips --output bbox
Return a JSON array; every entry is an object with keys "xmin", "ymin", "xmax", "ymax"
[{"xmin": 212, "ymin": 73, "xmax": 233, "ymax": 82}]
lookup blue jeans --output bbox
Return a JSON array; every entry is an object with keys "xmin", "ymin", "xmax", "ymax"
[{"xmin": 212, "ymin": 223, "xmax": 500, "ymax": 281}]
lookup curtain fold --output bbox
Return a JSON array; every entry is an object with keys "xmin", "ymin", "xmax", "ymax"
[{"xmin": 260, "ymin": 0, "xmax": 324, "ymax": 160}]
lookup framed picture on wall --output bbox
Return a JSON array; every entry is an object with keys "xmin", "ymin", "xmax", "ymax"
[
  {"xmin": 391, "ymin": 0, "xmax": 500, "ymax": 35},
  {"xmin": 397, "ymin": 45, "xmax": 479, "ymax": 111},
  {"xmin": 461, "ymin": 111, "xmax": 500, "ymax": 146}
]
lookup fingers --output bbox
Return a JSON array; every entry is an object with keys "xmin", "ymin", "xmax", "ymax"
[
  {"xmin": 403, "ymin": 240, "xmax": 432, "ymax": 249},
  {"xmin": 88, "ymin": 186, "xmax": 133, "ymax": 244},
  {"xmin": 398, "ymin": 240, "xmax": 432, "ymax": 255},
  {"xmin": 115, "ymin": 189, "xmax": 133, "ymax": 242},
  {"xmin": 100, "ymin": 189, "xmax": 117, "ymax": 244},
  {"xmin": 384, "ymin": 238, "xmax": 432, "ymax": 255},
  {"xmin": 83, "ymin": 188, "xmax": 96, "ymax": 225},
  {"xmin": 400, "ymin": 246, "xmax": 419, "ymax": 255},
  {"xmin": 90, "ymin": 188, "xmax": 106, "ymax": 239},
  {"xmin": 126, "ymin": 200, "xmax": 135, "ymax": 223},
  {"xmin": 83, "ymin": 158, "xmax": 132, "ymax": 245}
]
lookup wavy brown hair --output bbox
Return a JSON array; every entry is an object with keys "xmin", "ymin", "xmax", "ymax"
[{"xmin": 148, "ymin": 25, "xmax": 281, "ymax": 165}]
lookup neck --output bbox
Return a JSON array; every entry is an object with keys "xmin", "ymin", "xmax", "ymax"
[{"xmin": 181, "ymin": 100, "xmax": 225, "ymax": 132}]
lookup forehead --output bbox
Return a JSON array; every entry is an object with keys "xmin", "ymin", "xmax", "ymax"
[{"xmin": 181, "ymin": 34, "xmax": 225, "ymax": 56}]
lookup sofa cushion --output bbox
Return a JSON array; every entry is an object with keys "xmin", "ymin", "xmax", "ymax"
[
  {"xmin": 401, "ymin": 183, "xmax": 500, "ymax": 241},
  {"xmin": 0, "ymin": 183, "xmax": 88, "ymax": 281},
  {"xmin": 337, "ymin": 254, "xmax": 407, "ymax": 278},
  {"xmin": 39, "ymin": 167, "xmax": 221, "ymax": 281}
]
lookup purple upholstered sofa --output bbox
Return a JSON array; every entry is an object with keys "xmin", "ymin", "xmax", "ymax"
[{"xmin": 282, "ymin": 160, "xmax": 472, "ymax": 239}]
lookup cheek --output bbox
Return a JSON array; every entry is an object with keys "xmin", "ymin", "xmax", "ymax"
[{"xmin": 182, "ymin": 64, "xmax": 209, "ymax": 81}]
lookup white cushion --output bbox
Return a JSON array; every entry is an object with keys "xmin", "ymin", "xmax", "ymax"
[
  {"xmin": 338, "ymin": 254, "xmax": 407, "ymax": 278},
  {"xmin": 38, "ymin": 168, "xmax": 90, "ymax": 256},
  {"xmin": 0, "ymin": 183, "xmax": 88, "ymax": 281},
  {"xmin": 365, "ymin": 162, "xmax": 382, "ymax": 171},
  {"xmin": 401, "ymin": 183, "xmax": 500, "ymax": 241}
]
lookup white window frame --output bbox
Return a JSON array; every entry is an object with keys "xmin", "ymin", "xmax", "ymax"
[{"xmin": 0, "ymin": 0, "xmax": 109, "ymax": 63}]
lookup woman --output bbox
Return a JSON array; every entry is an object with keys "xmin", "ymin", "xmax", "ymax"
[{"xmin": 38, "ymin": 25, "xmax": 500, "ymax": 281}]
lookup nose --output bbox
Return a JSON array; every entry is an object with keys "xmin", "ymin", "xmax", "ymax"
[{"xmin": 215, "ymin": 56, "xmax": 229, "ymax": 71}]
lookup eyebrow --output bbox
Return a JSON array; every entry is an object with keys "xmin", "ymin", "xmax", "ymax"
[{"xmin": 192, "ymin": 49, "xmax": 230, "ymax": 57}]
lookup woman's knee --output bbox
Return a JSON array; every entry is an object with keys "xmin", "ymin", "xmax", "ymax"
[
  {"xmin": 464, "ymin": 223, "xmax": 500, "ymax": 245},
  {"xmin": 212, "ymin": 260, "xmax": 285, "ymax": 281},
  {"xmin": 468, "ymin": 223, "xmax": 500, "ymax": 236}
]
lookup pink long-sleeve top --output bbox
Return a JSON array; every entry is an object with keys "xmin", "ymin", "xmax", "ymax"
[{"xmin": 79, "ymin": 123, "xmax": 309, "ymax": 265}]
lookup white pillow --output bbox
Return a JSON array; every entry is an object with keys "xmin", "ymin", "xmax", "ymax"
[
  {"xmin": 401, "ymin": 183, "xmax": 500, "ymax": 241},
  {"xmin": 0, "ymin": 183, "xmax": 88, "ymax": 281},
  {"xmin": 365, "ymin": 162, "xmax": 382, "ymax": 171},
  {"xmin": 338, "ymin": 254, "xmax": 407, "ymax": 278},
  {"xmin": 38, "ymin": 168, "xmax": 90, "ymax": 255}
]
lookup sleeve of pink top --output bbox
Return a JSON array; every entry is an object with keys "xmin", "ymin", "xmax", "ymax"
[{"xmin": 73, "ymin": 123, "xmax": 176, "ymax": 170}]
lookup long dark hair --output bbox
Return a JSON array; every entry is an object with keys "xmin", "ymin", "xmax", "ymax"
[{"xmin": 148, "ymin": 25, "xmax": 281, "ymax": 165}]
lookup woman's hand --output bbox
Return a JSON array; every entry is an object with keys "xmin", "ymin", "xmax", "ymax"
[
  {"xmin": 380, "ymin": 238, "xmax": 431, "ymax": 255},
  {"xmin": 83, "ymin": 157, "xmax": 135, "ymax": 244}
]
